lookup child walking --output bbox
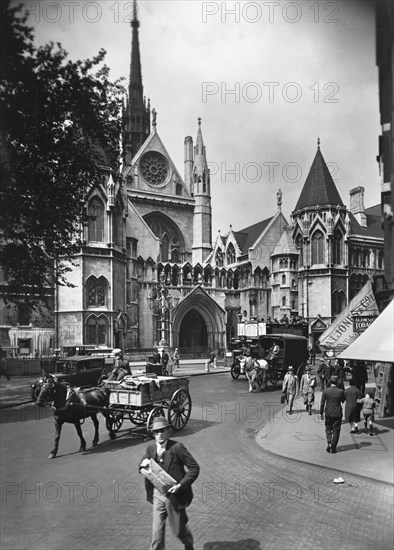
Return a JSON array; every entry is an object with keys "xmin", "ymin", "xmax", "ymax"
[{"xmin": 357, "ymin": 392, "xmax": 376, "ymax": 436}]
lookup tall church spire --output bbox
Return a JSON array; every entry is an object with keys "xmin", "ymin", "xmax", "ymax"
[
  {"xmin": 192, "ymin": 118, "xmax": 212, "ymax": 263},
  {"xmin": 122, "ymin": 0, "xmax": 151, "ymax": 164}
]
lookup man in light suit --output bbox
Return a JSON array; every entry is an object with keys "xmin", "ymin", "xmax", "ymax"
[
  {"xmin": 139, "ymin": 417, "xmax": 200, "ymax": 550},
  {"xmin": 282, "ymin": 366, "xmax": 299, "ymax": 415},
  {"xmin": 320, "ymin": 375, "xmax": 345, "ymax": 453},
  {"xmin": 299, "ymin": 365, "xmax": 316, "ymax": 415}
]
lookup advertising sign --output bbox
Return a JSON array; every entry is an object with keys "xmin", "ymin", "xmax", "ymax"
[
  {"xmin": 318, "ymin": 281, "xmax": 379, "ymax": 351},
  {"xmin": 352, "ymin": 315, "xmax": 376, "ymax": 333},
  {"xmin": 237, "ymin": 322, "xmax": 267, "ymax": 338}
]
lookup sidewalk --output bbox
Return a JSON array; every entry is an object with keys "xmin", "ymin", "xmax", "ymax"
[
  {"xmin": 256, "ymin": 384, "xmax": 394, "ymax": 485},
  {"xmin": 0, "ymin": 361, "xmax": 230, "ymax": 408}
]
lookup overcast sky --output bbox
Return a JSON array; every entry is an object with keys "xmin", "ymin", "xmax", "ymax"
[{"xmin": 18, "ymin": 0, "xmax": 380, "ymax": 237}]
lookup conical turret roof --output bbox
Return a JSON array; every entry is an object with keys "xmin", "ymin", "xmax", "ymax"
[
  {"xmin": 294, "ymin": 143, "xmax": 344, "ymax": 212},
  {"xmin": 272, "ymin": 228, "xmax": 298, "ymax": 256}
]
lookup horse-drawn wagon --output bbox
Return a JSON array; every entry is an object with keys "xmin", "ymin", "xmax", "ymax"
[
  {"xmin": 36, "ymin": 373, "xmax": 192, "ymax": 458},
  {"xmin": 103, "ymin": 374, "xmax": 191, "ymax": 434}
]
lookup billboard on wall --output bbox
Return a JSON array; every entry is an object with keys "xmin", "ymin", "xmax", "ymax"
[{"xmin": 318, "ymin": 281, "xmax": 379, "ymax": 351}]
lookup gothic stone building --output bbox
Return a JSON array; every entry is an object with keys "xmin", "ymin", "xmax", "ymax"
[{"xmin": 1, "ymin": 7, "xmax": 385, "ymax": 356}]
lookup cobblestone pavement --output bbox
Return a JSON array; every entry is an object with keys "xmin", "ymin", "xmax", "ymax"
[{"xmin": 1, "ymin": 374, "xmax": 393, "ymax": 550}]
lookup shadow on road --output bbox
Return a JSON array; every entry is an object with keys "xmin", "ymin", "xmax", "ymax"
[{"xmin": 203, "ymin": 539, "xmax": 262, "ymax": 549}]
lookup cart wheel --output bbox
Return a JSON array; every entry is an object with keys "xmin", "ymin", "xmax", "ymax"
[
  {"xmin": 168, "ymin": 389, "xmax": 192, "ymax": 431},
  {"xmin": 146, "ymin": 407, "xmax": 165, "ymax": 437},
  {"xmin": 105, "ymin": 411, "xmax": 124, "ymax": 432},
  {"xmin": 129, "ymin": 409, "xmax": 149, "ymax": 425},
  {"xmin": 231, "ymin": 363, "xmax": 240, "ymax": 379},
  {"xmin": 269, "ymin": 372, "xmax": 279, "ymax": 385}
]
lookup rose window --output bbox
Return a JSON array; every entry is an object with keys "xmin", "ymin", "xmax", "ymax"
[{"xmin": 140, "ymin": 152, "xmax": 169, "ymax": 186}]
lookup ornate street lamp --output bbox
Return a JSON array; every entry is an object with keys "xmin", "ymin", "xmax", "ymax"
[{"xmin": 148, "ymin": 272, "xmax": 179, "ymax": 347}]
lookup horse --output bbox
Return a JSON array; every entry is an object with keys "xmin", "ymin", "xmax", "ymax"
[
  {"xmin": 36, "ymin": 376, "xmax": 115, "ymax": 459},
  {"xmin": 238, "ymin": 355, "xmax": 269, "ymax": 392}
]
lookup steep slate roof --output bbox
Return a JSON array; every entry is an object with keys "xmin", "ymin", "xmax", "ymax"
[
  {"xmin": 233, "ymin": 216, "xmax": 273, "ymax": 253},
  {"xmin": 272, "ymin": 228, "xmax": 298, "ymax": 256},
  {"xmin": 349, "ymin": 205, "xmax": 383, "ymax": 239},
  {"xmin": 294, "ymin": 147, "xmax": 344, "ymax": 211}
]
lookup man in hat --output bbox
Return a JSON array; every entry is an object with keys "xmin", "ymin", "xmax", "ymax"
[
  {"xmin": 320, "ymin": 375, "xmax": 345, "ymax": 453},
  {"xmin": 299, "ymin": 365, "xmax": 316, "ymax": 415},
  {"xmin": 282, "ymin": 366, "xmax": 299, "ymax": 415},
  {"xmin": 139, "ymin": 417, "xmax": 200, "ymax": 550}
]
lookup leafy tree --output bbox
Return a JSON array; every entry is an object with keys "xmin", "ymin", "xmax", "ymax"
[{"xmin": 0, "ymin": 3, "xmax": 124, "ymax": 314}]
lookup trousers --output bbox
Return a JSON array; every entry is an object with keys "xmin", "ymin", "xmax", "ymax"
[
  {"xmin": 324, "ymin": 416, "xmax": 342, "ymax": 450},
  {"xmin": 150, "ymin": 489, "xmax": 194, "ymax": 550}
]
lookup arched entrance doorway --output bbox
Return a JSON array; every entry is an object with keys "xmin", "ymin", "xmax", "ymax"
[{"xmin": 179, "ymin": 309, "xmax": 208, "ymax": 353}]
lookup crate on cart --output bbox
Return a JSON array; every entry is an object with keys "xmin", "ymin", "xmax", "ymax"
[{"xmin": 107, "ymin": 376, "xmax": 189, "ymax": 407}]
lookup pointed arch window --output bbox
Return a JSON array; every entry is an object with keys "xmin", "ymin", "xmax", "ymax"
[
  {"xmin": 333, "ymin": 230, "xmax": 343, "ymax": 265},
  {"xmin": 282, "ymin": 274, "xmax": 286, "ymax": 285},
  {"xmin": 226, "ymin": 243, "xmax": 236, "ymax": 265},
  {"xmin": 282, "ymin": 296, "xmax": 286, "ymax": 307},
  {"xmin": 296, "ymin": 235, "xmax": 303, "ymax": 267},
  {"xmin": 113, "ymin": 201, "xmax": 123, "ymax": 247},
  {"xmin": 161, "ymin": 234, "xmax": 170, "ymax": 262},
  {"xmin": 311, "ymin": 230, "xmax": 325, "ymax": 265},
  {"xmin": 87, "ymin": 276, "xmax": 108, "ymax": 307},
  {"xmin": 216, "ymin": 248, "xmax": 223, "ymax": 267},
  {"xmin": 86, "ymin": 315, "xmax": 108, "ymax": 345},
  {"xmin": 88, "ymin": 198, "xmax": 104, "ymax": 242}
]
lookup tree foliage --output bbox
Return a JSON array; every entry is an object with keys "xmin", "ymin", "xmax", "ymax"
[{"xmin": 0, "ymin": 3, "xmax": 124, "ymax": 312}]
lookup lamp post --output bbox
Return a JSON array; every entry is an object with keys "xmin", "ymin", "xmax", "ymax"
[{"xmin": 148, "ymin": 272, "xmax": 179, "ymax": 348}]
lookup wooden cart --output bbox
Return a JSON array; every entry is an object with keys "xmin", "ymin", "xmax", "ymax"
[{"xmin": 104, "ymin": 375, "xmax": 192, "ymax": 435}]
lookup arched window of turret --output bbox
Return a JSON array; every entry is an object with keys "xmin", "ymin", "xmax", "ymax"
[
  {"xmin": 88, "ymin": 198, "xmax": 104, "ymax": 242},
  {"xmin": 216, "ymin": 248, "xmax": 223, "ymax": 267},
  {"xmin": 333, "ymin": 230, "xmax": 343, "ymax": 265},
  {"xmin": 311, "ymin": 230, "xmax": 324, "ymax": 265},
  {"xmin": 86, "ymin": 314, "xmax": 108, "ymax": 345},
  {"xmin": 226, "ymin": 243, "xmax": 236, "ymax": 265},
  {"xmin": 203, "ymin": 171, "xmax": 206, "ymax": 193},
  {"xmin": 176, "ymin": 183, "xmax": 182, "ymax": 196},
  {"xmin": 282, "ymin": 274, "xmax": 286, "ymax": 285},
  {"xmin": 127, "ymin": 175, "xmax": 133, "ymax": 186},
  {"xmin": 291, "ymin": 300, "xmax": 296, "ymax": 310},
  {"xmin": 161, "ymin": 234, "xmax": 169, "ymax": 262},
  {"xmin": 86, "ymin": 276, "xmax": 108, "ymax": 308},
  {"xmin": 113, "ymin": 201, "xmax": 123, "ymax": 247},
  {"xmin": 295, "ymin": 235, "xmax": 303, "ymax": 267},
  {"xmin": 282, "ymin": 296, "xmax": 286, "ymax": 307}
]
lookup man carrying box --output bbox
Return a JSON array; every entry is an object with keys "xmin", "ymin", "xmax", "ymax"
[{"xmin": 139, "ymin": 417, "xmax": 200, "ymax": 550}]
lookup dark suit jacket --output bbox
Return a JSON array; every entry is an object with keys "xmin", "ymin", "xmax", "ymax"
[
  {"xmin": 320, "ymin": 385, "xmax": 345, "ymax": 417},
  {"xmin": 140, "ymin": 439, "xmax": 200, "ymax": 510}
]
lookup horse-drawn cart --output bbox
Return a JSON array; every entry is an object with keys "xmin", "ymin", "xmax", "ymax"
[{"xmin": 104, "ymin": 374, "xmax": 192, "ymax": 435}]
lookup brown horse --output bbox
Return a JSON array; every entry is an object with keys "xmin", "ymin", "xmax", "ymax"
[{"xmin": 36, "ymin": 376, "xmax": 115, "ymax": 459}]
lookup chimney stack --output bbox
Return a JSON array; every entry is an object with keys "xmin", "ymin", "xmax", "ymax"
[{"xmin": 349, "ymin": 186, "xmax": 367, "ymax": 227}]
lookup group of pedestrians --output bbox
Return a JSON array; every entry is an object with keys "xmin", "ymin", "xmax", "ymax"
[{"xmin": 281, "ymin": 358, "xmax": 376, "ymax": 454}]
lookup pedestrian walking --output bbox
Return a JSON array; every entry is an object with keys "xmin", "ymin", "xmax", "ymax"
[
  {"xmin": 320, "ymin": 375, "xmax": 345, "ymax": 453},
  {"xmin": 209, "ymin": 350, "xmax": 216, "ymax": 369},
  {"xmin": 316, "ymin": 360, "xmax": 326, "ymax": 390},
  {"xmin": 172, "ymin": 348, "xmax": 180, "ymax": 369},
  {"xmin": 161, "ymin": 349, "xmax": 170, "ymax": 375},
  {"xmin": 282, "ymin": 366, "xmax": 299, "ymax": 415},
  {"xmin": 352, "ymin": 361, "xmax": 368, "ymax": 396},
  {"xmin": 344, "ymin": 378, "xmax": 361, "ymax": 433},
  {"xmin": 299, "ymin": 365, "xmax": 316, "ymax": 415},
  {"xmin": 0, "ymin": 350, "xmax": 11, "ymax": 381},
  {"xmin": 139, "ymin": 416, "xmax": 200, "ymax": 550},
  {"xmin": 309, "ymin": 345, "xmax": 316, "ymax": 365},
  {"xmin": 333, "ymin": 358, "xmax": 346, "ymax": 389},
  {"xmin": 357, "ymin": 391, "xmax": 376, "ymax": 436}
]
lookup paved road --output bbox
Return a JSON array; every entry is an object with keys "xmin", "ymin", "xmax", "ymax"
[{"xmin": 1, "ymin": 374, "xmax": 393, "ymax": 550}]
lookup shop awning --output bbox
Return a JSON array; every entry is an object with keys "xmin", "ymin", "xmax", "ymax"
[{"xmin": 337, "ymin": 300, "xmax": 394, "ymax": 363}]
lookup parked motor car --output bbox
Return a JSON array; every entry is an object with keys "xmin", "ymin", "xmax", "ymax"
[{"xmin": 31, "ymin": 356, "xmax": 112, "ymax": 401}]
